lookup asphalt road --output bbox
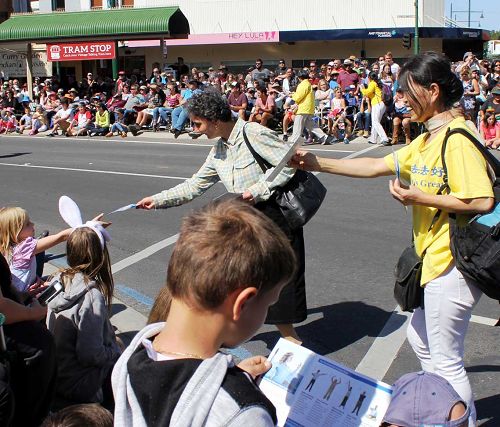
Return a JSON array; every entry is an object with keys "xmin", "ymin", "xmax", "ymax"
[{"xmin": 1, "ymin": 134, "xmax": 499, "ymax": 424}]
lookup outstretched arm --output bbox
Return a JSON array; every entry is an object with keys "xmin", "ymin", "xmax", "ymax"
[{"xmin": 290, "ymin": 150, "xmax": 393, "ymax": 178}]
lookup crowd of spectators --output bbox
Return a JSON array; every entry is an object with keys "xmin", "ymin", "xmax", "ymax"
[{"xmin": 0, "ymin": 53, "xmax": 498, "ymax": 146}]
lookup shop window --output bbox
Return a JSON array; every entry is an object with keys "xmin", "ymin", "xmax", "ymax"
[
  {"xmin": 52, "ymin": 0, "xmax": 65, "ymax": 11},
  {"xmin": 91, "ymin": 0, "xmax": 103, "ymax": 9},
  {"xmin": 122, "ymin": 0, "xmax": 134, "ymax": 7}
]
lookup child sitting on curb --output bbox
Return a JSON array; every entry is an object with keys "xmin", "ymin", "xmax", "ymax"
[{"xmin": 113, "ymin": 199, "xmax": 296, "ymax": 426}]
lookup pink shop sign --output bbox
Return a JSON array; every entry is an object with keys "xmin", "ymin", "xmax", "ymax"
[{"xmin": 159, "ymin": 31, "xmax": 279, "ymax": 46}]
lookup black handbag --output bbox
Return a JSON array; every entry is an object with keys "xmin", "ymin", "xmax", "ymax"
[
  {"xmin": 242, "ymin": 127, "xmax": 327, "ymax": 229},
  {"xmin": 440, "ymin": 127, "xmax": 500, "ymax": 301},
  {"xmin": 394, "ymin": 245, "xmax": 425, "ymax": 312}
]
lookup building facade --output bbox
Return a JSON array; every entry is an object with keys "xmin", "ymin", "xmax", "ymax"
[{"xmin": 0, "ymin": 0, "xmax": 488, "ymax": 82}]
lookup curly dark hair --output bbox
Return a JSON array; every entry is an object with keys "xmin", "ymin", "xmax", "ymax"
[{"xmin": 185, "ymin": 89, "xmax": 232, "ymax": 123}]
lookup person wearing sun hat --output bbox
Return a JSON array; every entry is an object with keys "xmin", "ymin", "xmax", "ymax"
[{"xmin": 381, "ymin": 371, "xmax": 469, "ymax": 427}]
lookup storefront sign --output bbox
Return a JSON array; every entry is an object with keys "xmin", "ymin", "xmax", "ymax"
[
  {"xmin": 46, "ymin": 42, "xmax": 116, "ymax": 62},
  {"xmin": 0, "ymin": 51, "xmax": 51, "ymax": 78},
  {"xmin": 133, "ymin": 31, "xmax": 280, "ymax": 48}
]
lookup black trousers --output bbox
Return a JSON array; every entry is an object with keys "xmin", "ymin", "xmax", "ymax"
[{"xmin": 254, "ymin": 199, "xmax": 307, "ymax": 325}]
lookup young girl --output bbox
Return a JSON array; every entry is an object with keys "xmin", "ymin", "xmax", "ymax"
[
  {"xmin": 0, "ymin": 207, "xmax": 72, "ymax": 292},
  {"xmin": 105, "ymin": 108, "xmax": 128, "ymax": 138},
  {"xmin": 31, "ymin": 105, "xmax": 48, "ymax": 135},
  {"xmin": 480, "ymin": 111, "xmax": 500, "ymax": 149},
  {"xmin": 16, "ymin": 106, "xmax": 32, "ymax": 134},
  {"xmin": 46, "ymin": 226, "xmax": 121, "ymax": 410},
  {"xmin": 0, "ymin": 107, "xmax": 17, "ymax": 133}
]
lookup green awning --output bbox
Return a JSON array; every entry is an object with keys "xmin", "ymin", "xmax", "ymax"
[{"xmin": 0, "ymin": 7, "xmax": 189, "ymax": 43}]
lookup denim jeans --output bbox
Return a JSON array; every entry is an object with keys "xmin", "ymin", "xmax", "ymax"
[
  {"xmin": 111, "ymin": 122, "xmax": 127, "ymax": 133},
  {"xmin": 357, "ymin": 112, "xmax": 371, "ymax": 131},
  {"xmin": 172, "ymin": 106, "xmax": 189, "ymax": 131},
  {"xmin": 152, "ymin": 107, "xmax": 174, "ymax": 125},
  {"xmin": 407, "ymin": 264, "xmax": 481, "ymax": 426}
]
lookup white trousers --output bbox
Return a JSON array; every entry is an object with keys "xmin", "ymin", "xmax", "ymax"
[
  {"xmin": 407, "ymin": 265, "xmax": 482, "ymax": 425},
  {"xmin": 368, "ymin": 102, "xmax": 388, "ymax": 143},
  {"xmin": 291, "ymin": 114, "xmax": 326, "ymax": 142}
]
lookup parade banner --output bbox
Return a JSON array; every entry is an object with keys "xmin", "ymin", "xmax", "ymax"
[{"xmin": 47, "ymin": 42, "xmax": 116, "ymax": 62}]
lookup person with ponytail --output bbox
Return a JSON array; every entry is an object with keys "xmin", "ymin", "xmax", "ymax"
[
  {"xmin": 361, "ymin": 71, "xmax": 390, "ymax": 145},
  {"xmin": 291, "ymin": 51, "xmax": 494, "ymax": 426}
]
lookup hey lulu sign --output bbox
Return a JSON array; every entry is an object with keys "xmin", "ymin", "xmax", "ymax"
[
  {"xmin": 47, "ymin": 42, "xmax": 116, "ymax": 62},
  {"xmin": 163, "ymin": 31, "xmax": 279, "ymax": 46}
]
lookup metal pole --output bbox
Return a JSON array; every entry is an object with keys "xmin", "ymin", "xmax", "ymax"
[
  {"xmin": 26, "ymin": 43, "xmax": 33, "ymax": 100},
  {"xmin": 468, "ymin": 0, "xmax": 471, "ymax": 27},
  {"xmin": 414, "ymin": 0, "xmax": 419, "ymax": 54}
]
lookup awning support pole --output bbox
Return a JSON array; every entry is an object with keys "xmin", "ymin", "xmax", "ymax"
[
  {"xmin": 26, "ymin": 43, "xmax": 33, "ymax": 100},
  {"xmin": 112, "ymin": 41, "xmax": 119, "ymax": 78}
]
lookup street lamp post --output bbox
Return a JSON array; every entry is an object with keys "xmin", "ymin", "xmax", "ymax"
[{"xmin": 414, "ymin": 0, "xmax": 419, "ymax": 54}]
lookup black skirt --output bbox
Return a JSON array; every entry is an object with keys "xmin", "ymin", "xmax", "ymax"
[{"xmin": 254, "ymin": 198, "xmax": 307, "ymax": 324}]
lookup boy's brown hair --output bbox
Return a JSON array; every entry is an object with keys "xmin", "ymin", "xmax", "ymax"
[
  {"xmin": 41, "ymin": 404, "xmax": 113, "ymax": 427},
  {"xmin": 162, "ymin": 199, "xmax": 295, "ymax": 313}
]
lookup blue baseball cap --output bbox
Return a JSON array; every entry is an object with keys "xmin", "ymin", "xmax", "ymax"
[{"xmin": 383, "ymin": 372, "xmax": 469, "ymax": 427}]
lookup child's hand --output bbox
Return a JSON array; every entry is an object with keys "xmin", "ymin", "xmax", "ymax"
[
  {"xmin": 92, "ymin": 213, "xmax": 111, "ymax": 229},
  {"xmin": 238, "ymin": 356, "xmax": 272, "ymax": 379},
  {"xmin": 28, "ymin": 278, "xmax": 47, "ymax": 297}
]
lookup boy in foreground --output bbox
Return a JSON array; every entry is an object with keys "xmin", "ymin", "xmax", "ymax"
[{"xmin": 112, "ymin": 199, "xmax": 296, "ymax": 426}]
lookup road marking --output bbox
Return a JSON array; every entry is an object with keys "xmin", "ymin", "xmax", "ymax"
[
  {"xmin": 471, "ymin": 314, "xmax": 498, "ymax": 326},
  {"xmin": 0, "ymin": 162, "xmax": 189, "ymax": 181},
  {"xmin": 112, "ymin": 234, "xmax": 179, "ymax": 274},
  {"xmin": 115, "ymin": 285, "xmax": 154, "ymax": 308},
  {"xmin": 355, "ymin": 306, "xmax": 411, "ymax": 380}
]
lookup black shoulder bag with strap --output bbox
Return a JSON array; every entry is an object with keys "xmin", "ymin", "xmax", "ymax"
[
  {"xmin": 440, "ymin": 127, "xmax": 500, "ymax": 302},
  {"xmin": 242, "ymin": 127, "xmax": 327, "ymax": 230}
]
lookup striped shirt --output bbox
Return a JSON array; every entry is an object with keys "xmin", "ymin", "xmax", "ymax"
[{"xmin": 151, "ymin": 118, "xmax": 295, "ymax": 207}]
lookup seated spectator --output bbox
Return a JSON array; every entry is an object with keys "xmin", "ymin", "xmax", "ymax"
[
  {"xmin": 338, "ymin": 59, "xmax": 359, "ymax": 91},
  {"xmin": 89, "ymin": 103, "xmax": 110, "ymax": 137},
  {"xmin": 281, "ymin": 68, "xmax": 297, "ymax": 95},
  {"xmin": 249, "ymin": 87, "xmax": 275, "ymax": 127},
  {"xmin": 392, "ymin": 89, "xmax": 411, "ymax": 145},
  {"xmin": 227, "ymin": 81, "xmax": 248, "ymax": 120},
  {"xmin": 0, "ymin": 253, "xmax": 56, "ymax": 427},
  {"xmin": 41, "ymin": 403, "xmax": 113, "ymax": 427},
  {"xmin": 106, "ymin": 108, "xmax": 128, "ymax": 138},
  {"xmin": 43, "ymin": 92, "xmax": 60, "ymax": 127},
  {"xmin": 327, "ymin": 88, "xmax": 346, "ymax": 134},
  {"xmin": 0, "ymin": 107, "xmax": 17, "ymax": 133},
  {"xmin": 46, "ymin": 225, "xmax": 121, "ymax": 410},
  {"xmin": 246, "ymin": 87, "xmax": 256, "ymax": 110},
  {"xmin": 16, "ymin": 106, "xmax": 32, "ymax": 134},
  {"xmin": 112, "ymin": 199, "xmax": 295, "ymax": 427},
  {"xmin": 30, "ymin": 105, "xmax": 48, "ymax": 135},
  {"xmin": 328, "ymin": 69, "xmax": 340, "ymax": 90},
  {"xmin": 282, "ymin": 99, "xmax": 297, "ymax": 141},
  {"xmin": 315, "ymin": 79, "xmax": 333, "ymax": 111},
  {"xmin": 382, "ymin": 371, "xmax": 469, "ymax": 427},
  {"xmin": 153, "ymin": 83, "xmax": 182, "ymax": 131},
  {"xmin": 479, "ymin": 85, "xmax": 500, "ymax": 121},
  {"xmin": 134, "ymin": 85, "xmax": 165, "ymax": 130},
  {"xmin": 171, "ymin": 80, "xmax": 202, "ymax": 138},
  {"xmin": 355, "ymin": 96, "xmax": 371, "ymax": 138},
  {"xmin": 251, "ymin": 58, "xmax": 271, "ymax": 81},
  {"xmin": 48, "ymin": 97, "xmax": 72, "ymax": 137},
  {"xmin": 66, "ymin": 102, "xmax": 92, "ymax": 137},
  {"xmin": 480, "ymin": 110, "xmax": 500, "ymax": 149},
  {"xmin": 122, "ymin": 84, "xmax": 143, "ymax": 124}
]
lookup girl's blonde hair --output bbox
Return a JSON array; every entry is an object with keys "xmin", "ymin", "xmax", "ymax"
[
  {"xmin": 61, "ymin": 227, "xmax": 114, "ymax": 307},
  {"xmin": 0, "ymin": 207, "xmax": 30, "ymax": 259}
]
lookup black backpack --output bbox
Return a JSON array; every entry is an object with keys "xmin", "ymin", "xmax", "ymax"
[
  {"xmin": 440, "ymin": 127, "xmax": 500, "ymax": 301},
  {"xmin": 382, "ymin": 84, "xmax": 393, "ymax": 107}
]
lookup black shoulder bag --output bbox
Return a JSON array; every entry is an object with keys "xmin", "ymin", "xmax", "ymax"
[
  {"xmin": 440, "ymin": 127, "xmax": 500, "ymax": 302},
  {"xmin": 242, "ymin": 127, "xmax": 327, "ymax": 229}
]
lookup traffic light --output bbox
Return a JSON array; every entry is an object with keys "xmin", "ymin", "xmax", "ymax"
[{"xmin": 402, "ymin": 33, "xmax": 412, "ymax": 50}]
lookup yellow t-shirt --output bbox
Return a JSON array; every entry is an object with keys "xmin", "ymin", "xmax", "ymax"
[{"xmin": 384, "ymin": 117, "xmax": 493, "ymax": 285}]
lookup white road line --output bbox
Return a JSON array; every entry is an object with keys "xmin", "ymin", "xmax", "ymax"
[
  {"xmin": 112, "ymin": 234, "xmax": 179, "ymax": 274},
  {"xmin": 0, "ymin": 162, "xmax": 189, "ymax": 181},
  {"xmin": 356, "ymin": 306, "xmax": 411, "ymax": 379},
  {"xmin": 471, "ymin": 314, "xmax": 498, "ymax": 326}
]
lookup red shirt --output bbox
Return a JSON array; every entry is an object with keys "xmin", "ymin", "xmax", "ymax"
[{"xmin": 337, "ymin": 70, "xmax": 359, "ymax": 90}]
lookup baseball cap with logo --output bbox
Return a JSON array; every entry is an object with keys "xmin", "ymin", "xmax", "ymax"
[{"xmin": 382, "ymin": 372, "xmax": 469, "ymax": 427}]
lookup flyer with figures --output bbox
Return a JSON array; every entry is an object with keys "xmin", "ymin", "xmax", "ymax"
[{"xmin": 259, "ymin": 339, "xmax": 393, "ymax": 427}]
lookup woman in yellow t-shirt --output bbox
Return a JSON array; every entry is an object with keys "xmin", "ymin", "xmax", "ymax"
[
  {"xmin": 361, "ymin": 71, "xmax": 390, "ymax": 146},
  {"xmin": 291, "ymin": 52, "xmax": 494, "ymax": 425}
]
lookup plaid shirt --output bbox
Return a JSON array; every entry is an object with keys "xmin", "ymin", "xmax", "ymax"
[{"xmin": 152, "ymin": 118, "xmax": 295, "ymax": 207}]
